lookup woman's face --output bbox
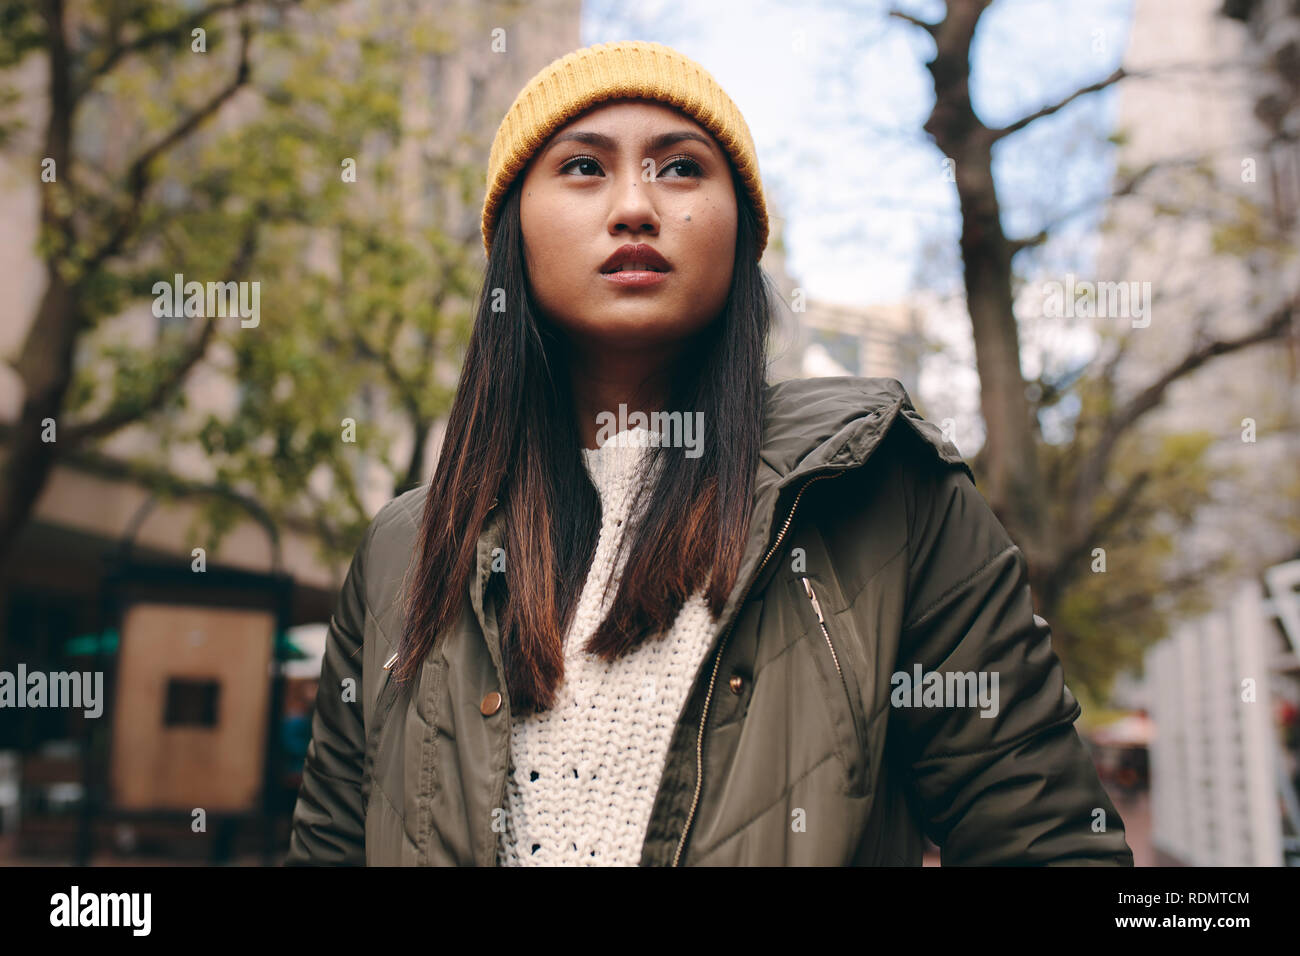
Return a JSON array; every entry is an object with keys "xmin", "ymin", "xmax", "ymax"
[{"xmin": 518, "ymin": 99, "xmax": 739, "ymax": 353}]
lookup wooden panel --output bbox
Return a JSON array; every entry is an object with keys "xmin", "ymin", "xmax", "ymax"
[{"xmin": 110, "ymin": 602, "xmax": 273, "ymax": 812}]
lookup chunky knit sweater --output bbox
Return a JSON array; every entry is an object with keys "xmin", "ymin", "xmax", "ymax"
[{"xmin": 495, "ymin": 426, "xmax": 718, "ymax": 866}]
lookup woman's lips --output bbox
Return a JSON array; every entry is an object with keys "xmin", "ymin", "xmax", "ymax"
[
  {"xmin": 600, "ymin": 242, "xmax": 672, "ymax": 274},
  {"xmin": 600, "ymin": 269, "xmax": 670, "ymax": 287}
]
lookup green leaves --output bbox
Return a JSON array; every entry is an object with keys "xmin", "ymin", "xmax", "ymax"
[{"xmin": 6, "ymin": 0, "xmax": 482, "ymax": 569}]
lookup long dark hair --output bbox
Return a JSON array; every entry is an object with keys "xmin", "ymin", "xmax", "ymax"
[{"xmin": 394, "ymin": 166, "xmax": 775, "ymax": 714}]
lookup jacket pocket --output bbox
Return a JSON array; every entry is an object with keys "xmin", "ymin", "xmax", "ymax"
[
  {"xmin": 361, "ymin": 655, "xmax": 404, "ymax": 819},
  {"xmin": 793, "ymin": 575, "xmax": 870, "ymax": 797}
]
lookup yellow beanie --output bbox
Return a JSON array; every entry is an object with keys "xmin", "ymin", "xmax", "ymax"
[{"xmin": 481, "ymin": 40, "xmax": 769, "ymax": 259}]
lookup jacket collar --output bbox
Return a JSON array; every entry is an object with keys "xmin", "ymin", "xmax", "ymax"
[{"xmin": 723, "ymin": 375, "xmax": 972, "ymax": 631}]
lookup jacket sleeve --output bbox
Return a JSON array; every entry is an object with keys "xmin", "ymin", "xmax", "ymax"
[
  {"xmin": 284, "ymin": 513, "xmax": 380, "ymax": 866},
  {"xmin": 891, "ymin": 448, "xmax": 1134, "ymax": 866}
]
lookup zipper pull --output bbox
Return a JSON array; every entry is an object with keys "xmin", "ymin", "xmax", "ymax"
[
  {"xmin": 383, "ymin": 651, "xmax": 399, "ymax": 670},
  {"xmin": 800, "ymin": 577, "xmax": 825, "ymax": 624}
]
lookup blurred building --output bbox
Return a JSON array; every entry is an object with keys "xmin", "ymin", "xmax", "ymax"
[
  {"xmin": 0, "ymin": 0, "xmax": 583, "ymax": 861},
  {"xmin": 796, "ymin": 299, "xmax": 924, "ymax": 397},
  {"xmin": 763, "ymin": 200, "xmax": 926, "ymax": 395},
  {"xmin": 1098, "ymin": 0, "xmax": 1300, "ymax": 867},
  {"xmin": 1145, "ymin": 557, "xmax": 1300, "ymax": 865}
]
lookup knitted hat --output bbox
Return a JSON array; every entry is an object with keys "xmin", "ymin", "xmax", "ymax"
[{"xmin": 481, "ymin": 40, "xmax": 768, "ymax": 260}]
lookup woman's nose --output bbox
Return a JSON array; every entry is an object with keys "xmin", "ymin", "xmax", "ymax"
[{"xmin": 606, "ymin": 165, "xmax": 661, "ymax": 236}]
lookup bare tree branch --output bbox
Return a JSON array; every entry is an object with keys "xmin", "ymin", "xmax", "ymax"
[
  {"xmin": 990, "ymin": 58, "xmax": 1256, "ymax": 146},
  {"xmin": 82, "ymin": 20, "xmax": 253, "ymax": 273},
  {"xmin": 1088, "ymin": 551, "xmax": 1239, "ymax": 621},
  {"xmin": 75, "ymin": 0, "xmax": 254, "ymax": 99},
  {"xmin": 62, "ymin": 215, "xmax": 260, "ymax": 444},
  {"xmin": 1009, "ymin": 138, "xmax": 1288, "ymax": 258},
  {"xmin": 990, "ymin": 68, "xmax": 1128, "ymax": 143},
  {"xmin": 888, "ymin": 9, "xmax": 939, "ymax": 38},
  {"xmin": 61, "ymin": 444, "xmax": 287, "ymax": 569},
  {"xmin": 1068, "ymin": 291, "xmax": 1300, "ymax": 530},
  {"xmin": 1095, "ymin": 330, "xmax": 1133, "ymax": 389},
  {"xmin": 1059, "ymin": 468, "xmax": 1152, "ymax": 577}
]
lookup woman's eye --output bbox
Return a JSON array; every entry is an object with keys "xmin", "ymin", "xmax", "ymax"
[
  {"xmin": 557, "ymin": 155, "xmax": 701, "ymax": 178},
  {"xmin": 560, "ymin": 156, "xmax": 602, "ymax": 176},
  {"xmin": 657, "ymin": 157, "xmax": 702, "ymax": 178}
]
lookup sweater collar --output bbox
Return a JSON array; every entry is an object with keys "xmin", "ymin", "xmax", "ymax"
[{"xmin": 580, "ymin": 425, "xmax": 660, "ymax": 512}]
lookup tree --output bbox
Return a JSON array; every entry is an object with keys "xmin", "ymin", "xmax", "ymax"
[
  {"xmin": 0, "ymin": 0, "xmax": 487, "ymax": 575},
  {"xmin": 0, "ymin": 0, "xmax": 298, "ymax": 571},
  {"xmin": 886, "ymin": 0, "xmax": 1299, "ymax": 697}
]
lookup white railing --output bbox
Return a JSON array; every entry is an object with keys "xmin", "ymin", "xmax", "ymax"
[{"xmin": 1145, "ymin": 558, "xmax": 1300, "ymax": 866}]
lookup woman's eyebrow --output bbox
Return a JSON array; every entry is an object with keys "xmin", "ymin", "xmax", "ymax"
[{"xmin": 543, "ymin": 129, "xmax": 717, "ymax": 157}]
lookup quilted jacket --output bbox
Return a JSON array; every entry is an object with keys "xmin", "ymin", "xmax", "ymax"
[{"xmin": 285, "ymin": 376, "xmax": 1134, "ymax": 866}]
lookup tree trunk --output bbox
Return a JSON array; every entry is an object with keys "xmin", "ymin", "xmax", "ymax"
[
  {"xmin": 0, "ymin": 276, "xmax": 83, "ymax": 572},
  {"xmin": 920, "ymin": 0, "xmax": 1051, "ymax": 572}
]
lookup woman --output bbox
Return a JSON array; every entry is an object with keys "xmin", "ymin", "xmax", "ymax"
[{"xmin": 286, "ymin": 40, "xmax": 1133, "ymax": 867}]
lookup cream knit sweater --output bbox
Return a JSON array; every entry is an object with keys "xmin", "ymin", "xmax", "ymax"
[{"xmin": 496, "ymin": 426, "xmax": 719, "ymax": 866}]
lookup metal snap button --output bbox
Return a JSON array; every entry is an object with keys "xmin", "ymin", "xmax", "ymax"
[
  {"xmin": 729, "ymin": 674, "xmax": 744, "ymax": 695},
  {"xmin": 480, "ymin": 691, "xmax": 503, "ymax": 716}
]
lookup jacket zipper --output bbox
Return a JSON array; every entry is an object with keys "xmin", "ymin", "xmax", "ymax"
[
  {"xmin": 801, "ymin": 574, "xmax": 868, "ymax": 784},
  {"xmin": 800, "ymin": 576, "xmax": 853, "ymax": 703},
  {"xmin": 671, "ymin": 470, "xmax": 842, "ymax": 866}
]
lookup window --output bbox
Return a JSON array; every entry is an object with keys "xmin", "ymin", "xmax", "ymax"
[{"xmin": 163, "ymin": 678, "xmax": 221, "ymax": 727}]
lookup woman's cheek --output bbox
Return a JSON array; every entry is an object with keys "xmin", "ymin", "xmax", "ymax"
[{"xmin": 698, "ymin": 193, "xmax": 737, "ymax": 240}]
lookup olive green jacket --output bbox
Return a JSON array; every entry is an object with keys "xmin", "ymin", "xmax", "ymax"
[{"xmin": 286, "ymin": 376, "xmax": 1133, "ymax": 866}]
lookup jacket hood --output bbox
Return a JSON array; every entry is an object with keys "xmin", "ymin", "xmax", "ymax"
[{"xmin": 758, "ymin": 376, "xmax": 971, "ymax": 487}]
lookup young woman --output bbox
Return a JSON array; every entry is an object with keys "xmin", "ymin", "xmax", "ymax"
[{"xmin": 286, "ymin": 40, "xmax": 1133, "ymax": 867}]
